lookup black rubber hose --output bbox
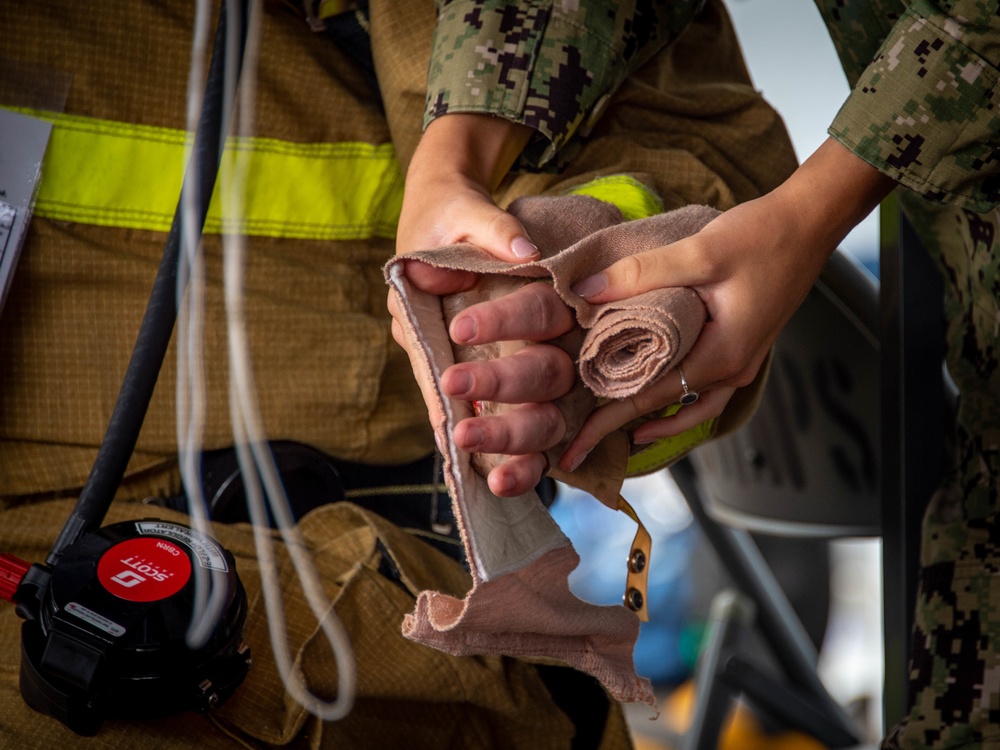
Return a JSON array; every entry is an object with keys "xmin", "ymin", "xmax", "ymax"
[{"xmin": 47, "ymin": 0, "xmax": 251, "ymax": 564}]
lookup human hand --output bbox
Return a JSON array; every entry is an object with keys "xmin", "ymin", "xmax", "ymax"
[
  {"xmin": 441, "ymin": 282, "xmax": 578, "ymax": 497},
  {"xmin": 390, "ymin": 112, "xmax": 540, "ymax": 367},
  {"xmin": 396, "ymin": 113, "xmax": 538, "ymax": 258},
  {"xmin": 390, "ymin": 114, "xmax": 584, "ymax": 495},
  {"xmin": 388, "ymin": 273, "xmax": 581, "ymax": 498},
  {"xmin": 558, "ymin": 138, "xmax": 896, "ymax": 472}
]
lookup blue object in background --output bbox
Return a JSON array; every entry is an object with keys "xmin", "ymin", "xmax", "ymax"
[{"xmin": 549, "ymin": 472, "xmax": 700, "ymax": 686}]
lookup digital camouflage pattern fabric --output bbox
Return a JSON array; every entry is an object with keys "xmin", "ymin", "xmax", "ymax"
[
  {"xmin": 886, "ymin": 189, "xmax": 1000, "ymax": 749},
  {"xmin": 821, "ymin": 0, "xmax": 1000, "ymax": 212},
  {"xmin": 424, "ymin": 0, "xmax": 707, "ymax": 166},
  {"xmin": 815, "ymin": 1, "xmax": 1000, "ymax": 746},
  {"xmin": 427, "ymin": 1, "xmax": 1000, "ymax": 748}
]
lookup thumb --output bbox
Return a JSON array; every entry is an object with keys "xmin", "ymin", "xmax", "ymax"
[
  {"xmin": 570, "ymin": 236, "xmax": 703, "ymax": 303},
  {"xmin": 464, "ymin": 204, "xmax": 539, "ymax": 263}
]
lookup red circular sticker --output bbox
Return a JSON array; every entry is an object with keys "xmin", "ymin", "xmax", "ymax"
[{"xmin": 97, "ymin": 537, "xmax": 192, "ymax": 602}]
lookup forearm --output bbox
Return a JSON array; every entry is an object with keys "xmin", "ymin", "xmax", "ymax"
[{"xmin": 773, "ymin": 137, "xmax": 896, "ymax": 264}]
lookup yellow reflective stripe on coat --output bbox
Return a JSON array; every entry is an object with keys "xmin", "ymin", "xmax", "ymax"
[
  {"xmin": 567, "ymin": 175, "xmax": 716, "ymax": 476},
  {"xmin": 567, "ymin": 174, "xmax": 664, "ymax": 222},
  {"xmin": 626, "ymin": 412, "xmax": 717, "ymax": 476},
  {"xmin": 11, "ymin": 108, "xmax": 403, "ymax": 240}
]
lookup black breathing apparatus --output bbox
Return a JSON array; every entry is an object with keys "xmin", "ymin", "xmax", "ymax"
[
  {"xmin": 9, "ymin": 520, "xmax": 250, "ymax": 736},
  {"xmin": 0, "ymin": 1, "xmax": 255, "ymax": 735}
]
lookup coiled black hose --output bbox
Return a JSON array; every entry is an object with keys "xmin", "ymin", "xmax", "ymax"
[{"xmin": 47, "ymin": 0, "xmax": 252, "ymax": 564}]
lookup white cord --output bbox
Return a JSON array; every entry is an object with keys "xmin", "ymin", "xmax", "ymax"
[
  {"xmin": 177, "ymin": 0, "xmax": 225, "ymax": 651},
  {"xmin": 218, "ymin": 0, "xmax": 357, "ymax": 720}
]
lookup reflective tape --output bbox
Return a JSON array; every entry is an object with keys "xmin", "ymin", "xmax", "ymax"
[
  {"xmin": 567, "ymin": 174, "xmax": 665, "ymax": 222},
  {"xmin": 7, "ymin": 107, "xmax": 403, "ymax": 240},
  {"xmin": 626, "ymin": 414, "xmax": 717, "ymax": 476}
]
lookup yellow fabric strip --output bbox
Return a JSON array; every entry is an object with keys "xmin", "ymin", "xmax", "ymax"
[
  {"xmin": 567, "ymin": 174, "xmax": 665, "ymax": 222},
  {"xmin": 8, "ymin": 107, "xmax": 404, "ymax": 240},
  {"xmin": 626, "ymin": 417, "xmax": 716, "ymax": 476}
]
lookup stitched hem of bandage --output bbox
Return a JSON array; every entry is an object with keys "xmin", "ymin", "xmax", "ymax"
[
  {"xmin": 566, "ymin": 175, "xmax": 664, "ymax": 221},
  {"xmin": 626, "ymin": 417, "xmax": 716, "ymax": 476}
]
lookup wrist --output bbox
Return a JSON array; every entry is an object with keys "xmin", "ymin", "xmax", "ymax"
[
  {"xmin": 783, "ymin": 137, "xmax": 896, "ymax": 249},
  {"xmin": 409, "ymin": 113, "xmax": 534, "ymax": 193}
]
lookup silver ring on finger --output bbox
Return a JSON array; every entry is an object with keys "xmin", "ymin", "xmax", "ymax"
[{"xmin": 678, "ymin": 367, "xmax": 700, "ymax": 406}]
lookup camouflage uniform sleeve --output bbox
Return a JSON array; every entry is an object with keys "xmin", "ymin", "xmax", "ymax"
[
  {"xmin": 424, "ymin": 0, "xmax": 706, "ymax": 167},
  {"xmin": 828, "ymin": 0, "xmax": 1000, "ymax": 211}
]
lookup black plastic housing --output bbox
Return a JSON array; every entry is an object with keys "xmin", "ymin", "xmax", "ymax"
[{"xmin": 18, "ymin": 519, "xmax": 250, "ymax": 736}]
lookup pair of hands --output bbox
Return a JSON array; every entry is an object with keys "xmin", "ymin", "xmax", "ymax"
[{"xmin": 390, "ymin": 116, "xmax": 895, "ymax": 497}]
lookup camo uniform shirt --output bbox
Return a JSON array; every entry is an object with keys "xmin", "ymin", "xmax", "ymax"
[
  {"xmin": 427, "ymin": 3, "xmax": 1000, "ymax": 750},
  {"xmin": 819, "ymin": 4, "xmax": 1000, "ymax": 748},
  {"xmin": 423, "ymin": 0, "xmax": 709, "ymax": 167},
  {"xmin": 426, "ymin": 0, "xmax": 999, "ymax": 209}
]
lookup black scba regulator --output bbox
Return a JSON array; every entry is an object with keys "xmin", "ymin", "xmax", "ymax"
[
  {"xmin": 0, "ymin": 0, "xmax": 259, "ymax": 736},
  {"xmin": 9, "ymin": 519, "xmax": 250, "ymax": 735}
]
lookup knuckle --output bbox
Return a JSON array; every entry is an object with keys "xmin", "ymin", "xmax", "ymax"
[
  {"xmin": 525, "ymin": 285, "xmax": 553, "ymax": 330},
  {"xmin": 488, "ymin": 419, "xmax": 513, "ymax": 452},
  {"xmin": 487, "ymin": 210, "xmax": 524, "ymax": 242},
  {"xmin": 631, "ymin": 390, "xmax": 665, "ymax": 416},
  {"xmin": 535, "ymin": 404, "xmax": 566, "ymax": 446},
  {"xmin": 512, "ymin": 456, "xmax": 541, "ymax": 486},
  {"xmin": 477, "ymin": 365, "xmax": 503, "ymax": 400},
  {"xmin": 627, "ymin": 375, "xmax": 675, "ymax": 415},
  {"xmin": 715, "ymin": 346, "xmax": 753, "ymax": 383},
  {"xmin": 728, "ymin": 368, "xmax": 758, "ymax": 389},
  {"xmin": 525, "ymin": 283, "xmax": 571, "ymax": 336},
  {"xmin": 538, "ymin": 348, "xmax": 574, "ymax": 396},
  {"xmin": 621, "ymin": 394, "xmax": 645, "ymax": 422},
  {"xmin": 690, "ymin": 250, "xmax": 722, "ymax": 282},
  {"xmin": 733, "ymin": 351, "xmax": 769, "ymax": 388},
  {"xmin": 681, "ymin": 236, "xmax": 723, "ymax": 281},
  {"xmin": 612, "ymin": 254, "xmax": 647, "ymax": 291}
]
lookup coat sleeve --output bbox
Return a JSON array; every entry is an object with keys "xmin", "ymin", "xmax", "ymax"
[
  {"xmin": 423, "ymin": 0, "xmax": 707, "ymax": 167},
  {"xmin": 825, "ymin": 0, "xmax": 1000, "ymax": 211}
]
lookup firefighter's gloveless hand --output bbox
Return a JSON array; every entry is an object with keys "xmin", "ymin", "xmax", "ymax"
[{"xmin": 390, "ymin": 113, "xmax": 579, "ymax": 497}]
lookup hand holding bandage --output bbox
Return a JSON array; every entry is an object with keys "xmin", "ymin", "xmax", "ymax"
[
  {"xmin": 392, "ymin": 195, "xmax": 717, "ymax": 495},
  {"xmin": 384, "ymin": 194, "xmax": 719, "ymax": 705}
]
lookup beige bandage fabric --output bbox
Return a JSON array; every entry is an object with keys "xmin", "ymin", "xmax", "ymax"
[{"xmin": 385, "ymin": 195, "xmax": 718, "ymax": 705}]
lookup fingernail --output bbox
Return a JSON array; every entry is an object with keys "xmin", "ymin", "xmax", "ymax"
[
  {"xmin": 567, "ymin": 449, "xmax": 591, "ymax": 473},
  {"xmin": 633, "ymin": 435, "xmax": 657, "ymax": 446},
  {"xmin": 571, "ymin": 274, "xmax": 606, "ymax": 299},
  {"xmin": 511, "ymin": 236, "xmax": 539, "ymax": 259},
  {"xmin": 446, "ymin": 370, "xmax": 472, "ymax": 397},
  {"xmin": 497, "ymin": 473, "xmax": 516, "ymax": 494},
  {"xmin": 451, "ymin": 316, "xmax": 477, "ymax": 343}
]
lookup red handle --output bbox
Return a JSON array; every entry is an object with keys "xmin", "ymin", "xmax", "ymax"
[{"xmin": 0, "ymin": 553, "xmax": 31, "ymax": 602}]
